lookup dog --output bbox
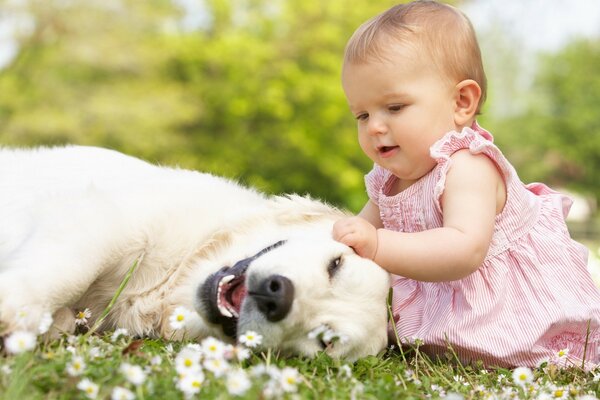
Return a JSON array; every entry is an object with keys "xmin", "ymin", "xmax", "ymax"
[{"xmin": 0, "ymin": 146, "xmax": 390, "ymax": 360}]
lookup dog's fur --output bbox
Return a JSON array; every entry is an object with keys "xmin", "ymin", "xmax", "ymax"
[{"xmin": 0, "ymin": 146, "xmax": 390, "ymax": 359}]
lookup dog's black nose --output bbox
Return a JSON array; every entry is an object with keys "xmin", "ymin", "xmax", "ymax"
[{"xmin": 249, "ymin": 274, "xmax": 294, "ymax": 322}]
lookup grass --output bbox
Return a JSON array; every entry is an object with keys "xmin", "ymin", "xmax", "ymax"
[
  {"xmin": 1, "ymin": 332, "xmax": 599, "ymax": 399},
  {"xmin": 3, "ymin": 246, "xmax": 600, "ymax": 399}
]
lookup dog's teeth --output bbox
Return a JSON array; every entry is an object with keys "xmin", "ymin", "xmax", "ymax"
[
  {"xmin": 218, "ymin": 303, "xmax": 233, "ymax": 318},
  {"xmin": 220, "ymin": 275, "xmax": 235, "ymax": 285}
]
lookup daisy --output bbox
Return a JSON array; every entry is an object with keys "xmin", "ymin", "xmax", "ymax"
[
  {"xmin": 175, "ymin": 348, "xmax": 202, "ymax": 375},
  {"xmin": 111, "ymin": 328, "xmax": 129, "ymax": 342},
  {"xmin": 229, "ymin": 345, "xmax": 251, "ymax": 362},
  {"xmin": 512, "ymin": 367, "xmax": 534, "ymax": 387},
  {"xmin": 77, "ymin": 378, "xmax": 99, "ymax": 399},
  {"xmin": 279, "ymin": 367, "xmax": 301, "ymax": 393},
  {"xmin": 4, "ymin": 331, "xmax": 36, "ymax": 354},
  {"xmin": 88, "ymin": 347, "xmax": 102, "ymax": 359},
  {"xmin": 226, "ymin": 369, "xmax": 251, "ymax": 396},
  {"xmin": 549, "ymin": 385, "xmax": 568, "ymax": 399},
  {"xmin": 238, "ymin": 331, "xmax": 262, "ymax": 348},
  {"xmin": 201, "ymin": 336, "xmax": 226, "ymax": 359},
  {"xmin": 111, "ymin": 386, "xmax": 135, "ymax": 400},
  {"xmin": 176, "ymin": 371, "xmax": 204, "ymax": 397},
  {"xmin": 75, "ymin": 308, "xmax": 92, "ymax": 326},
  {"xmin": 38, "ymin": 311, "xmax": 53, "ymax": 334},
  {"xmin": 556, "ymin": 348, "xmax": 569, "ymax": 359},
  {"xmin": 120, "ymin": 362, "xmax": 147, "ymax": 386},
  {"xmin": 169, "ymin": 306, "xmax": 194, "ymax": 330},
  {"xmin": 66, "ymin": 356, "xmax": 87, "ymax": 376},
  {"xmin": 203, "ymin": 357, "xmax": 229, "ymax": 377}
]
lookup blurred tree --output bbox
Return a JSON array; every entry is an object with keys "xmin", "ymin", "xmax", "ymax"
[
  {"xmin": 0, "ymin": 0, "xmax": 404, "ymax": 211},
  {"xmin": 491, "ymin": 39, "xmax": 600, "ymax": 201}
]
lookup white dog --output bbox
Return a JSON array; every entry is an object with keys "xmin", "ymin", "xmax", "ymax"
[{"xmin": 0, "ymin": 146, "xmax": 390, "ymax": 360}]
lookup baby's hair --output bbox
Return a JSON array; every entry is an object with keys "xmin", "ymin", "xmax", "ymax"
[{"xmin": 344, "ymin": 0, "xmax": 487, "ymax": 113}]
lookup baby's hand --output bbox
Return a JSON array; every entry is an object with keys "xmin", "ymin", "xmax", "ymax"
[{"xmin": 332, "ymin": 217, "xmax": 378, "ymax": 260}]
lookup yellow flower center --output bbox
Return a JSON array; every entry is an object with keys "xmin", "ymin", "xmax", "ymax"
[
  {"xmin": 519, "ymin": 373, "xmax": 527, "ymax": 381},
  {"xmin": 184, "ymin": 359, "xmax": 192, "ymax": 367},
  {"xmin": 177, "ymin": 315, "xmax": 184, "ymax": 322},
  {"xmin": 554, "ymin": 389, "xmax": 564, "ymax": 397},
  {"xmin": 192, "ymin": 381, "xmax": 201, "ymax": 388}
]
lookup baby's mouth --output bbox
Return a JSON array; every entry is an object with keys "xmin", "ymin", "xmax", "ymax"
[{"xmin": 378, "ymin": 145, "xmax": 399, "ymax": 156}]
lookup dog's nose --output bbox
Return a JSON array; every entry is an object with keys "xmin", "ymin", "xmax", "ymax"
[{"xmin": 249, "ymin": 274, "xmax": 294, "ymax": 322}]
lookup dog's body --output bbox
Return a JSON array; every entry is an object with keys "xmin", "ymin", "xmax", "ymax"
[{"xmin": 0, "ymin": 146, "xmax": 389, "ymax": 359}]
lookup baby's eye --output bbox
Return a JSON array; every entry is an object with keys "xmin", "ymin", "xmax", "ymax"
[
  {"xmin": 355, "ymin": 113, "xmax": 368, "ymax": 121},
  {"xmin": 388, "ymin": 104, "xmax": 405, "ymax": 112}
]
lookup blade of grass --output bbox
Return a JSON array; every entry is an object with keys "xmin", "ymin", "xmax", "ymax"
[
  {"xmin": 386, "ymin": 288, "xmax": 407, "ymax": 364},
  {"xmin": 84, "ymin": 252, "xmax": 145, "ymax": 337}
]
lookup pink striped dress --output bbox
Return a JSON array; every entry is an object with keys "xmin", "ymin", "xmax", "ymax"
[{"xmin": 366, "ymin": 122, "xmax": 600, "ymax": 368}]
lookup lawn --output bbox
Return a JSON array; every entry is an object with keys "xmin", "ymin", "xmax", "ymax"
[{"xmin": 1, "ymin": 329, "xmax": 598, "ymax": 399}]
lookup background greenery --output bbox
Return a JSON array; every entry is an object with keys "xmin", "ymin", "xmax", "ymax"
[{"xmin": 0, "ymin": 0, "xmax": 598, "ymax": 217}]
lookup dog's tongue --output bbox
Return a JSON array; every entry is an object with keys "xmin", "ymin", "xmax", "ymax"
[{"xmin": 230, "ymin": 284, "xmax": 248, "ymax": 311}]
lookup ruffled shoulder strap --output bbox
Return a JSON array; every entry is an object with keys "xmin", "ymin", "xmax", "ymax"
[
  {"xmin": 365, "ymin": 164, "xmax": 392, "ymax": 206},
  {"xmin": 429, "ymin": 122, "xmax": 517, "ymax": 213}
]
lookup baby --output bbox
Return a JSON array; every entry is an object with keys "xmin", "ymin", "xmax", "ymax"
[{"xmin": 333, "ymin": 0, "xmax": 600, "ymax": 368}]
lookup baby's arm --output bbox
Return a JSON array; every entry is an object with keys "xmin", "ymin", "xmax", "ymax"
[{"xmin": 334, "ymin": 150, "xmax": 503, "ymax": 282}]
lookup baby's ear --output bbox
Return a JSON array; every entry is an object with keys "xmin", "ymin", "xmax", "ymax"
[{"xmin": 453, "ymin": 79, "xmax": 481, "ymax": 127}]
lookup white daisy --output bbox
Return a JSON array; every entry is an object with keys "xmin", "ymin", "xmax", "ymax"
[
  {"xmin": 549, "ymin": 385, "xmax": 568, "ymax": 399},
  {"xmin": 75, "ymin": 308, "xmax": 92, "ymax": 326},
  {"xmin": 201, "ymin": 336, "xmax": 226, "ymax": 359},
  {"xmin": 120, "ymin": 362, "xmax": 147, "ymax": 386},
  {"xmin": 556, "ymin": 348, "xmax": 569, "ymax": 359},
  {"xmin": 88, "ymin": 347, "xmax": 102, "ymax": 359},
  {"xmin": 38, "ymin": 312, "xmax": 53, "ymax": 334},
  {"xmin": 4, "ymin": 331, "xmax": 36, "ymax": 354},
  {"xmin": 279, "ymin": 367, "xmax": 301, "ymax": 393},
  {"xmin": 512, "ymin": 366, "xmax": 534, "ymax": 387},
  {"xmin": 77, "ymin": 378, "xmax": 99, "ymax": 399},
  {"xmin": 203, "ymin": 357, "xmax": 229, "ymax": 377},
  {"xmin": 226, "ymin": 369, "xmax": 251, "ymax": 396},
  {"xmin": 238, "ymin": 331, "xmax": 262, "ymax": 348},
  {"xmin": 111, "ymin": 386, "xmax": 135, "ymax": 400},
  {"xmin": 66, "ymin": 356, "xmax": 87, "ymax": 377},
  {"xmin": 176, "ymin": 371, "xmax": 204, "ymax": 397},
  {"xmin": 111, "ymin": 328, "xmax": 129, "ymax": 342},
  {"xmin": 230, "ymin": 345, "xmax": 251, "ymax": 361},
  {"xmin": 175, "ymin": 347, "xmax": 202, "ymax": 375},
  {"xmin": 169, "ymin": 306, "xmax": 194, "ymax": 330}
]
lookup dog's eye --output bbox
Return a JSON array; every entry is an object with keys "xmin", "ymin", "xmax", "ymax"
[{"xmin": 327, "ymin": 256, "xmax": 342, "ymax": 278}]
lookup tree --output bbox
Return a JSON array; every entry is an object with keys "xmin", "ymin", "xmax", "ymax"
[
  {"xmin": 0, "ymin": 0, "xmax": 405, "ymax": 211},
  {"xmin": 491, "ymin": 39, "xmax": 600, "ymax": 202}
]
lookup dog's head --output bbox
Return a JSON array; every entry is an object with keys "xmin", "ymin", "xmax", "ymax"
[{"xmin": 195, "ymin": 229, "xmax": 390, "ymax": 360}]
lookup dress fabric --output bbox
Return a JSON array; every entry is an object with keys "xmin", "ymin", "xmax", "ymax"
[{"xmin": 365, "ymin": 122, "xmax": 600, "ymax": 368}]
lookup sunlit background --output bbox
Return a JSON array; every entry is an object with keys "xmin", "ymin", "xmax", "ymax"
[{"xmin": 0, "ymin": 0, "xmax": 598, "ymax": 250}]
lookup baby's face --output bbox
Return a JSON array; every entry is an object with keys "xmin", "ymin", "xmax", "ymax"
[{"xmin": 342, "ymin": 47, "xmax": 459, "ymax": 185}]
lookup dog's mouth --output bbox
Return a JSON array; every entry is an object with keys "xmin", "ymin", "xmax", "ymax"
[
  {"xmin": 217, "ymin": 273, "xmax": 247, "ymax": 318},
  {"xmin": 198, "ymin": 240, "xmax": 286, "ymax": 339},
  {"xmin": 199, "ymin": 263, "xmax": 249, "ymax": 338}
]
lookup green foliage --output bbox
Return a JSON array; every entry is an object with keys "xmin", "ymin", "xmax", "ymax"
[
  {"xmin": 488, "ymin": 39, "xmax": 600, "ymax": 201},
  {"xmin": 0, "ymin": 0, "xmax": 398, "ymax": 211},
  {"xmin": 0, "ymin": 0, "xmax": 597, "ymax": 211}
]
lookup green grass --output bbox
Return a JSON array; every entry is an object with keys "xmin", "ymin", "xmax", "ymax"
[{"xmin": 1, "ymin": 333, "xmax": 599, "ymax": 399}]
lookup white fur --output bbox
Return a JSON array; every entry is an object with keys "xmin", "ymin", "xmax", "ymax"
[{"xmin": 0, "ymin": 146, "xmax": 390, "ymax": 360}]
